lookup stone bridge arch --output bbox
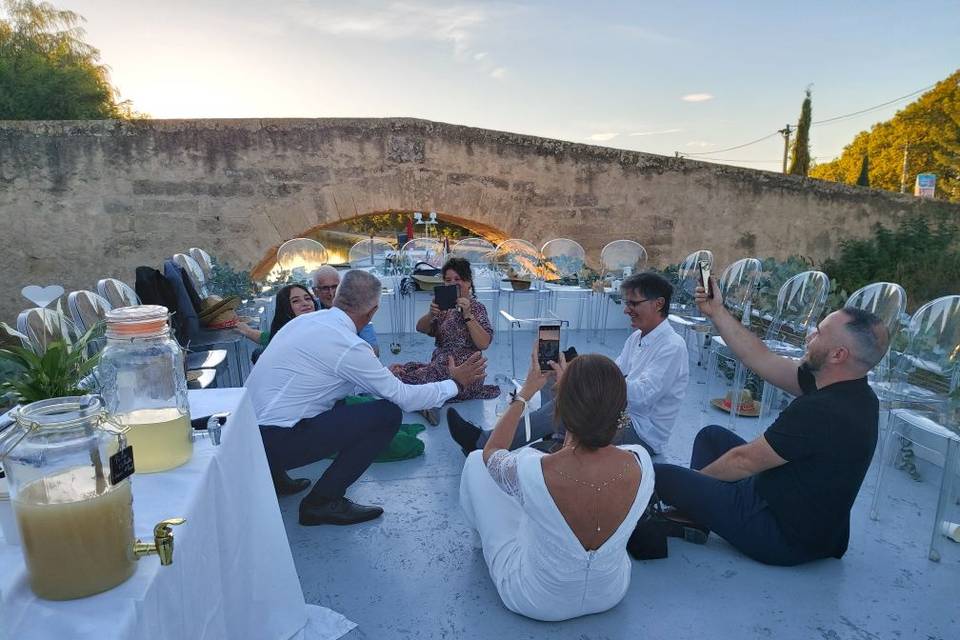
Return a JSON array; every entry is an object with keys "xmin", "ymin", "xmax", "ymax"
[{"xmin": 2, "ymin": 116, "xmax": 956, "ymax": 318}]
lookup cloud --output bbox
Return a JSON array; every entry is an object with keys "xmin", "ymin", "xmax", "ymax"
[
  {"xmin": 286, "ymin": 1, "xmax": 514, "ymax": 77},
  {"xmin": 610, "ymin": 24, "xmax": 683, "ymax": 45},
  {"xmin": 682, "ymin": 93, "xmax": 714, "ymax": 102},
  {"xmin": 628, "ymin": 128, "xmax": 683, "ymax": 136},
  {"xmin": 685, "ymin": 140, "xmax": 714, "ymax": 148},
  {"xmin": 588, "ymin": 133, "xmax": 620, "ymax": 142}
]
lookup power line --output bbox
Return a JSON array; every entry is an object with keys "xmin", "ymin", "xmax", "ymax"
[
  {"xmin": 676, "ymin": 81, "xmax": 937, "ymax": 159},
  {"xmin": 811, "ymin": 83, "xmax": 936, "ymax": 126}
]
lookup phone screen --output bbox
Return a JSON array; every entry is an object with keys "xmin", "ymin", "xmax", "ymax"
[
  {"xmin": 698, "ymin": 260, "xmax": 713, "ymax": 299},
  {"xmin": 537, "ymin": 325, "xmax": 561, "ymax": 372}
]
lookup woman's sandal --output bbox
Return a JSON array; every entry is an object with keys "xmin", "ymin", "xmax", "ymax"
[{"xmin": 419, "ymin": 408, "xmax": 440, "ymax": 426}]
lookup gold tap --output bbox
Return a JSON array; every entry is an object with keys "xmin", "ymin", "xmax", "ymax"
[{"xmin": 134, "ymin": 518, "xmax": 186, "ymax": 565}]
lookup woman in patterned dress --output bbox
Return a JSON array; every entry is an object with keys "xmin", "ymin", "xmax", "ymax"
[{"xmin": 389, "ymin": 257, "xmax": 499, "ymax": 424}]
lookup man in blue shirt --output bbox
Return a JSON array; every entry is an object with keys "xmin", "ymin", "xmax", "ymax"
[{"xmin": 313, "ymin": 266, "xmax": 379, "ymax": 356}]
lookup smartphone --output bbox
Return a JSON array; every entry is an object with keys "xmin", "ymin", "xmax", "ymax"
[
  {"xmin": 698, "ymin": 260, "xmax": 713, "ymax": 299},
  {"xmin": 537, "ymin": 324, "xmax": 562, "ymax": 372},
  {"xmin": 434, "ymin": 284, "xmax": 458, "ymax": 311}
]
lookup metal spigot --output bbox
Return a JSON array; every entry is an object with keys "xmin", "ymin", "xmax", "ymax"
[{"xmin": 134, "ymin": 518, "xmax": 186, "ymax": 565}]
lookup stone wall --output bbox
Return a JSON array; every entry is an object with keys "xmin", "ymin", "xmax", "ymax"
[{"xmin": 1, "ymin": 117, "xmax": 957, "ymax": 319}]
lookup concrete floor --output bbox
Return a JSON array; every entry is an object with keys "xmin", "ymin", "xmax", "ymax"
[{"xmin": 277, "ymin": 329, "xmax": 959, "ymax": 640}]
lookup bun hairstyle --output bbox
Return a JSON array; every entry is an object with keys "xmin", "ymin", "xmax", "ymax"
[{"xmin": 553, "ymin": 354, "xmax": 627, "ymax": 450}]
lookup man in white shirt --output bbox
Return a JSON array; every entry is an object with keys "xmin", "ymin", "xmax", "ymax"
[
  {"xmin": 448, "ymin": 272, "xmax": 689, "ymax": 457},
  {"xmin": 247, "ymin": 270, "xmax": 487, "ymax": 526}
]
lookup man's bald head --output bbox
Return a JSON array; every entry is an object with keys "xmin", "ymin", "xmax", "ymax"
[{"xmin": 840, "ymin": 307, "xmax": 890, "ymax": 370}]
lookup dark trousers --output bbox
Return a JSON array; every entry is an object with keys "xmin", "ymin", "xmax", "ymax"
[
  {"xmin": 653, "ymin": 425, "xmax": 820, "ymax": 566},
  {"xmin": 260, "ymin": 399, "xmax": 401, "ymax": 502}
]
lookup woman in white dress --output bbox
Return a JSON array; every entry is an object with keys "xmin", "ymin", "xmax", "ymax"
[{"xmin": 459, "ymin": 347, "xmax": 655, "ymax": 621}]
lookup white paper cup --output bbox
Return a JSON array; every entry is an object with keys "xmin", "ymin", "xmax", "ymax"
[{"xmin": 0, "ymin": 476, "xmax": 20, "ymax": 545}]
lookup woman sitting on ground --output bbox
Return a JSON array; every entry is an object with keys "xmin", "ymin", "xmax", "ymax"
[
  {"xmin": 235, "ymin": 283, "xmax": 318, "ymax": 347},
  {"xmin": 459, "ymin": 348, "xmax": 654, "ymax": 622},
  {"xmin": 389, "ymin": 257, "xmax": 498, "ymax": 424}
]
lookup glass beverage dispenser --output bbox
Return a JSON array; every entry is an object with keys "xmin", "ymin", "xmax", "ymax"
[{"xmin": 98, "ymin": 305, "xmax": 193, "ymax": 472}]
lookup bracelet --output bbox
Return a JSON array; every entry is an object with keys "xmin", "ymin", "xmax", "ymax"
[{"xmin": 509, "ymin": 390, "xmax": 528, "ymax": 412}]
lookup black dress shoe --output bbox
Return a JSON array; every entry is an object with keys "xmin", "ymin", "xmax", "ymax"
[
  {"xmin": 273, "ymin": 470, "xmax": 311, "ymax": 496},
  {"xmin": 298, "ymin": 496, "xmax": 384, "ymax": 526},
  {"xmin": 447, "ymin": 408, "xmax": 481, "ymax": 456}
]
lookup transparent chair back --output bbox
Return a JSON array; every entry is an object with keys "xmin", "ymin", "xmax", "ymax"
[
  {"xmin": 399, "ymin": 238, "xmax": 445, "ymax": 273},
  {"xmin": 673, "ymin": 249, "xmax": 714, "ymax": 310},
  {"xmin": 451, "ymin": 237, "xmax": 496, "ymax": 289},
  {"xmin": 16, "ymin": 307, "xmax": 78, "ymax": 355},
  {"xmin": 96, "ymin": 278, "xmax": 141, "ymax": 309},
  {"xmin": 600, "ymin": 240, "xmax": 647, "ymax": 280},
  {"xmin": 349, "ymin": 238, "xmax": 395, "ymax": 273},
  {"xmin": 188, "ymin": 247, "xmax": 214, "ymax": 280},
  {"xmin": 765, "ymin": 270, "xmax": 830, "ymax": 349},
  {"xmin": 541, "ymin": 238, "xmax": 586, "ymax": 286},
  {"xmin": 889, "ymin": 295, "xmax": 960, "ymax": 414},
  {"xmin": 845, "ymin": 282, "xmax": 907, "ymax": 340},
  {"xmin": 173, "ymin": 253, "xmax": 209, "ymax": 298},
  {"xmin": 66, "ymin": 290, "xmax": 111, "ymax": 355},
  {"xmin": 491, "ymin": 239, "xmax": 541, "ymax": 284},
  {"xmin": 716, "ymin": 257, "xmax": 762, "ymax": 319},
  {"xmin": 276, "ymin": 238, "xmax": 329, "ymax": 279}
]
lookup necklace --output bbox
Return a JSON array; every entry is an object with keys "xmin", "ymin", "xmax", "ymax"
[{"xmin": 551, "ymin": 460, "xmax": 633, "ymax": 534}]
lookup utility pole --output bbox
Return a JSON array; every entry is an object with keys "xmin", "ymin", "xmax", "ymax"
[
  {"xmin": 900, "ymin": 143, "xmax": 910, "ymax": 193},
  {"xmin": 778, "ymin": 124, "xmax": 792, "ymax": 174}
]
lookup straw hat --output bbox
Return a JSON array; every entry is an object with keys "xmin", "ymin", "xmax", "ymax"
[
  {"xmin": 412, "ymin": 274, "xmax": 443, "ymax": 291},
  {"xmin": 503, "ymin": 278, "xmax": 532, "ymax": 291},
  {"xmin": 710, "ymin": 389, "xmax": 761, "ymax": 417},
  {"xmin": 198, "ymin": 295, "xmax": 239, "ymax": 321}
]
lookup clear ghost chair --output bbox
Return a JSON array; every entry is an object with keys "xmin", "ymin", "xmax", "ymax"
[
  {"xmin": 189, "ymin": 247, "xmax": 214, "ymax": 280},
  {"xmin": 868, "ymin": 294, "xmax": 960, "ymax": 562},
  {"xmin": 276, "ymin": 238, "xmax": 329, "ymax": 280},
  {"xmin": 96, "ymin": 278, "xmax": 141, "ymax": 309},
  {"xmin": 668, "ymin": 249, "xmax": 714, "ymax": 363},
  {"xmin": 597, "ymin": 240, "xmax": 648, "ymax": 343},
  {"xmin": 751, "ymin": 270, "xmax": 831, "ymax": 423},
  {"xmin": 600, "ymin": 239, "xmax": 647, "ymax": 280},
  {"xmin": 67, "ymin": 290, "xmax": 112, "ymax": 355},
  {"xmin": 16, "ymin": 307, "xmax": 78, "ymax": 355},
  {"xmin": 349, "ymin": 238, "xmax": 395, "ymax": 273},
  {"xmin": 451, "ymin": 237, "xmax": 497, "ymax": 290},
  {"xmin": 541, "ymin": 238, "xmax": 590, "ymax": 330},
  {"xmin": 173, "ymin": 253, "xmax": 210, "ymax": 299},
  {"xmin": 491, "ymin": 239, "xmax": 541, "ymax": 285},
  {"xmin": 845, "ymin": 282, "xmax": 907, "ymax": 387},
  {"xmin": 399, "ymin": 238, "xmax": 446, "ymax": 337}
]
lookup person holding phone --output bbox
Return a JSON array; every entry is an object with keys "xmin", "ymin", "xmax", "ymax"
[
  {"xmin": 389, "ymin": 257, "xmax": 499, "ymax": 424},
  {"xmin": 449, "ymin": 272, "xmax": 689, "ymax": 458}
]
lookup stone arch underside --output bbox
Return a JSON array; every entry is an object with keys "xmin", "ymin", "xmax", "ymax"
[{"xmin": 250, "ymin": 210, "xmax": 510, "ymax": 280}]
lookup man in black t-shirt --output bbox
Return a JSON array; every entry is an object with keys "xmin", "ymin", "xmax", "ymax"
[{"xmin": 651, "ymin": 280, "xmax": 889, "ymax": 566}]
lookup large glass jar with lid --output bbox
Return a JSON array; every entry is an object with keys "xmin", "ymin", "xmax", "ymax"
[
  {"xmin": 98, "ymin": 305, "xmax": 192, "ymax": 473},
  {"xmin": 0, "ymin": 395, "xmax": 136, "ymax": 600}
]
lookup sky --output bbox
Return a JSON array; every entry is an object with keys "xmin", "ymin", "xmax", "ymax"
[{"xmin": 45, "ymin": 1, "xmax": 960, "ymax": 171}]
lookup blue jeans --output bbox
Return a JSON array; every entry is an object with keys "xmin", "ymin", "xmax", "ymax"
[
  {"xmin": 260, "ymin": 399, "xmax": 401, "ymax": 501},
  {"xmin": 653, "ymin": 425, "xmax": 821, "ymax": 566}
]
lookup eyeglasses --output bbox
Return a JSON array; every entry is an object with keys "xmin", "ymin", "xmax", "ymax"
[
  {"xmin": 313, "ymin": 284, "xmax": 338, "ymax": 293},
  {"xmin": 623, "ymin": 297, "xmax": 657, "ymax": 310}
]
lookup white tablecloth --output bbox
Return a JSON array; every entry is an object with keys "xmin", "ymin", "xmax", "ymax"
[{"xmin": 0, "ymin": 389, "xmax": 355, "ymax": 640}]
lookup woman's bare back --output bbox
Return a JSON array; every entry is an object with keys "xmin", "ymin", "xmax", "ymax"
[{"xmin": 540, "ymin": 446, "xmax": 643, "ymax": 551}]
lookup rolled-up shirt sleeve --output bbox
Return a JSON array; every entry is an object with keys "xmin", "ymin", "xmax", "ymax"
[
  {"xmin": 624, "ymin": 339, "xmax": 687, "ymax": 415},
  {"xmin": 334, "ymin": 343, "xmax": 458, "ymax": 412}
]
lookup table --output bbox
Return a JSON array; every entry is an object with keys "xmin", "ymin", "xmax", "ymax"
[{"xmin": 0, "ymin": 389, "xmax": 354, "ymax": 640}]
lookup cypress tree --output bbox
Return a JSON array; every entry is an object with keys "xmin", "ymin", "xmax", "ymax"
[
  {"xmin": 856, "ymin": 153, "xmax": 870, "ymax": 186},
  {"xmin": 788, "ymin": 88, "xmax": 813, "ymax": 176}
]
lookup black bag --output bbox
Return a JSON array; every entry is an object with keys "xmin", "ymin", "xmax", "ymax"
[
  {"xmin": 626, "ymin": 495, "xmax": 671, "ymax": 560},
  {"xmin": 135, "ymin": 266, "xmax": 189, "ymax": 345}
]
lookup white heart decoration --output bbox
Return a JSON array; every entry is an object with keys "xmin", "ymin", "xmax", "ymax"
[{"xmin": 21, "ymin": 285, "xmax": 65, "ymax": 309}]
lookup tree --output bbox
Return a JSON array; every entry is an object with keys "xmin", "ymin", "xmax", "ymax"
[
  {"xmin": 788, "ymin": 88, "xmax": 812, "ymax": 176},
  {"xmin": 0, "ymin": 0, "xmax": 137, "ymax": 119},
  {"xmin": 810, "ymin": 69, "xmax": 960, "ymax": 201},
  {"xmin": 856, "ymin": 153, "xmax": 870, "ymax": 186}
]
